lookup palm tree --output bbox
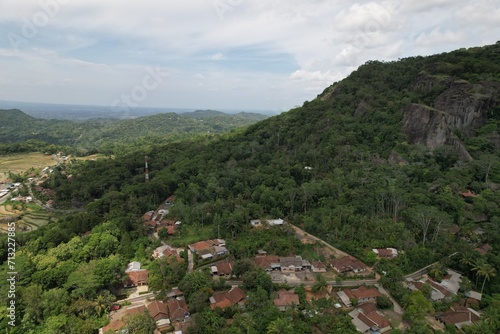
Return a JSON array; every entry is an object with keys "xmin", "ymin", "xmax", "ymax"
[
  {"xmin": 481, "ymin": 306, "xmax": 500, "ymax": 332},
  {"xmin": 477, "ymin": 263, "xmax": 496, "ymax": 294},
  {"xmin": 267, "ymin": 318, "xmax": 293, "ymax": 334}
]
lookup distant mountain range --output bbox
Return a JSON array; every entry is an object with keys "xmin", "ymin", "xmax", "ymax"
[
  {"xmin": 0, "ymin": 100, "xmax": 275, "ymax": 121},
  {"xmin": 0, "ymin": 108, "xmax": 269, "ymax": 151}
]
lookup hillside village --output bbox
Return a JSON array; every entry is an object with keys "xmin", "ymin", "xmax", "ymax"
[{"xmin": 92, "ymin": 196, "xmax": 488, "ymax": 334}]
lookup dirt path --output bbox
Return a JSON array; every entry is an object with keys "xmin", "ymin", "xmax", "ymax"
[{"xmin": 289, "ymin": 223, "xmax": 350, "ymax": 258}]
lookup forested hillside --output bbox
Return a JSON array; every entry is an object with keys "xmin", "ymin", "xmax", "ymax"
[
  {"xmin": 0, "ymin": 109, "xmax": 267, "ymax": 154},
  {"xmin": 1, "ymin": 43, "xmax": 500, "ymax": 333}
]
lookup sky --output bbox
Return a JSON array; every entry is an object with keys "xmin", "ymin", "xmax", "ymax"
[{"xmin": 0, "ymin": 0, "xmax": 499, "ymax": 113}]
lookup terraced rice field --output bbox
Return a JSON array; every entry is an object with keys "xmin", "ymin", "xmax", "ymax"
[{"xmin": 0, "ymin": 205, "xmax": 54, "ymax": 233}]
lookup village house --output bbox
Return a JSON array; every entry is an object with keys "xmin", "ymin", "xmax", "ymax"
[
  {"xmin": 372, "ymin": 248, "xmax": 398, "ymax": 259},
  {"xmin": 211, "ymin": 261, "xmax": 234, "ymax": 278},
  {"xmin": 311, "ymin": 261, "xmax": 327, "ymax": 273},
  {"xmin": 475, "ymin": 243, "xmax": 492, "ymax": 256},
  {"xmin": 188, "ymin": 239, "xmax": 228, "ymax": 261},
  {"xmin": 437, "ymin": 305, "xmax": 481, "ymax": 330},
  {"xmin": 267, "ymin": 218, "xmax": 285, "ymax": 226},
  {"xmin": 100, "ymin": 304, "xmax": 151, "ymax": 334},
  {"xmin": 337, "ymin": 286, "xmax": 381, "ymax": 307},
  {"xmin": 279, "ymin": 256, "xmax": 304, "ymax": 273},
  {"xmin": 273, "ymin": 289, "xmax": 300, "ymax": 311},
  {"xmin": 331, "ymin": 256, "xmax": 367, "ymax": 274},
  {"xmin": 349, "ymin": 302, "xmax": 392, "ymax": 334},
  {"xmin": 167, "ymin": 298, "xmax": 190, "ymax": 323},
  {"xmin": 147, "ymin": 300, "xmax": 169, "ymax": 321},
  {"xmin": 209, "ymin": 287, "xmax": 246, "ymax": 310},
  {"xmin": 124, "ymin": 261, "xmax": 148, "ymax": 287},
  {"xmin": 152, "ymin": 244, "xmax": 183, "ymax": 262},
  {"xmin": 254, "ymin": 254, "xmax": 281, "ymax": 272},
  {"xmin": 406, "ymin": 270, "xmax": 462, "ymax": 302}
]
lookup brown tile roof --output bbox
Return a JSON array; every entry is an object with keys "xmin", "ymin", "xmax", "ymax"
[
  {"xmin": 439, "ymin": 306, "xmax": 480, "ymax": 326},
  {"xmin": 227, "ymin": 287, "xmax": 246, "ymax": 304},
  {"xmin": 167, "ymin": 298, "xmax": 189, "ymax": 321},
  {"xmin": 254, "ymin": 255, "xmax": 280, "ymax": 269},
  {"xmin": 344, "ymin": 286, "xmax": 380, "ymax": 301},
  {"xmin": 147, "ymin": 301, "xmax": 169, "ymax": 321},
  {"xmin": 101, "ymin": 319, "xmax": 126, "ymax": 333},
  {"xmin": 215, "ymin": 262, "xmax": 234, "ymax": 276},
  {"xmin": 357, "ymin": 302, "xmax": 378, "ymax": 314},
  {"xmin": 210, "ymin": 287, "xmax": 246, "ymax": 310},
  {"xmin": 331, "ymin": 256, "xmax": 367, "ymax": 273},
  {"xmin": 273, "ymin": 289, "xmax": 300, "ymax": 308},
  {"xmin": 475, "ymin": 243, "xmax": 492, "ymax": 256},
  {"xmin": 189, "ymin": 241, "xmax": 212, "ymax": 252},
  {"xmin": 357, "ymin": 310, "xmax": 391, "ymax": 329},
  {"xmin": 311, "ymin": 261, "xmax": 326, "ymax": 269},
  {"xmin": 125, "ymin": 269, "xmax": 149, "ymax": 286},
  {"xmin": 125, "ymin": 305, "xmax": 147, "ymax": 316}
]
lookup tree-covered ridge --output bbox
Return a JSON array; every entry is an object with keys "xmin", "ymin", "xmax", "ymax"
[
  {"xmin": 0, "ymin": 109, "xmax": 268, "ymax": 153},
  {"xmin": 1, "ymin": 42, "xmax": 500, "ymax": 333}
]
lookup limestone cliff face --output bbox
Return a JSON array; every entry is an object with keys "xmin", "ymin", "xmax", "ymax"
[{"xmin": 402, "ymin": 78, "xmax": 499, "ymax": 160}]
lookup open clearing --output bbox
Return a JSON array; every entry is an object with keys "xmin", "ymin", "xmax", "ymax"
[{"xmin": 0, "ymin": 152, "xmax": 57, "ymax": 182}]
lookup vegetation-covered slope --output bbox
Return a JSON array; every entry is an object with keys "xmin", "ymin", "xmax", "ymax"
[{"xmin": 0, "ymin": 109, "xmax": 268, "ymax": 153}]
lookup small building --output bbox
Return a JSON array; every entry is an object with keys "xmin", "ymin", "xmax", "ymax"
[
  {"xmin": 438, "ymin": 306, "xmax": 481, "ymax": 329},
  {"xmin": 267, "ymin": 218, "xmax": 285, "ymax": 226},
  {"xmin": 372, "ymin": 248, "xmax": 398, "ymax": 259},
  {"xmin": 331, "ymin": 256, "xmax": 367, "ymax": 274},
  {"xmin": 211, "ymin": 261, "xmax": 234, "ymax": 278},
  {"xmin": 254, "ymin": 255, "xmax": 281, "ymax": 272},
  {"xmin": 311, "ymin": 261, "xmax": 327, "ymax": 273},
  {"xmin": 124, "ymin": 262, "xmax": 148, "ymax": 287},
  {"xmin": 250, "ymin": 219, "xmax": 262, "ymax": 227},
  {"xmin": 273, "ymin": 289, "xmax": 300, "ymax": 311},
  {"xmin": 280, "ymin": 256, "xmax": 304, "ymax": 273},
  {"xmin": 147, "ymin": 301, "xmax": 169, "ymax": 322},
  {"xmin": 349, "ymin": 302, "xmax": 391, "ymax": 333},
  {"xmin": 341, "ymin": 286, "xmax": 381, "ymax": 304},
  {"xmin": 209, "ymin": 287, "xmax": 246, "ymax": 310},
  {"xmin": 167, "ymin": 298, "xmax": 189, "ymax": 322}
]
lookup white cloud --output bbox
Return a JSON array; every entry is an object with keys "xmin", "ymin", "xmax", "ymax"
[
  {"xmin": 415, "ymin": 27, "xmax": 466, "ymax": 47},
  {"xmin": 210, "ymin": 52, "xmax": 225, "ymax": 61},
  {"xmin": 0, "ymin": 0, "xmax": 499, "ymax": 110}
]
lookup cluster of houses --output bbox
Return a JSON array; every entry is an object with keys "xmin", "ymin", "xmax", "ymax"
[
  {"xmin": 100, "ymin": 288, "xmax": 188, "ymax": 334},
  {"xmin": 142, "ymin": 195, "xmax": 181, "ymax": 235},
  {"xmin": 188, "ymin": 239, "xmax": 229, "ymax": 261},
  {"xmin": 250, "ymin": 218, "xmax": 285, "ymax": 227},
  {"xmin": 405, "ymin": 269, "xmax": 483, "ymax": 330},
  {"xmin": 336, "ymin": 286, "xmax": 393, "ymax": 333}
]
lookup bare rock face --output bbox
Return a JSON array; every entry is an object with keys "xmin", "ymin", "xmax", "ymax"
[{"xmin": 402, "ymin": 80, "xmax": 499, "ymax": 160}]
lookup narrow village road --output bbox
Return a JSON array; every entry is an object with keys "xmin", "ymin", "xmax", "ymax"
[{"xmin": 187, "ymin": 249, "xmax": 194, "ymax": 273}]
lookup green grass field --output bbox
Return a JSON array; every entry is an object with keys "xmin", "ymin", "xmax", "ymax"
[{"xmin": 168, "ymin": 224, "xmax": 215, "ymax": 247}]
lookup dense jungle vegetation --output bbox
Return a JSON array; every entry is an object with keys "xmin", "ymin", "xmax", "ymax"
[{"xmin": 1, "ymin": 42, "xmax": 500, "ymax": 333}]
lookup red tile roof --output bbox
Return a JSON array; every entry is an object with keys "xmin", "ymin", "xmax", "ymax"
[
  {"xmin": 331, "ymin": 256, "xmax": 367, "ymax": 273},
  {"xmin": 167, "ymin": 298, "xmax": 189, "ymax": 321},
  {"xmin": 147, "ymin": 301, "xmax": 169, "ymax": 321},
  {"xmin": 273, "ymin": 289, "xmax": 300, "ymax": 308},
  {"xmin": 210, "ymin": 287, "xmax": 246, "ymax": 310},
  {"xmin": 125, "ymin": 269, "xmax": 149, "ymax": 286},
  {"xmin": 344, "ymin": 286, "xmax": 381, "ymax": 301}
]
